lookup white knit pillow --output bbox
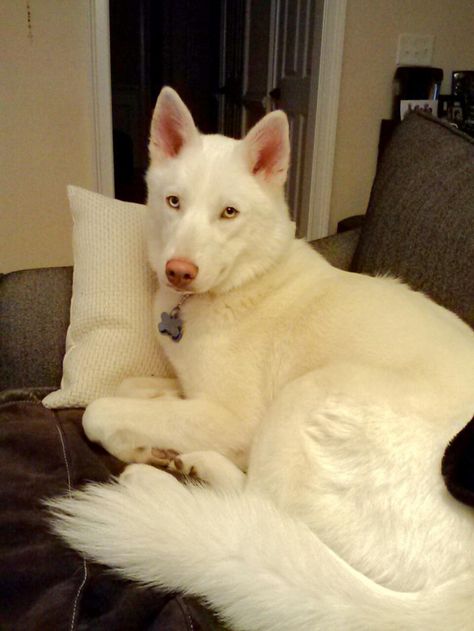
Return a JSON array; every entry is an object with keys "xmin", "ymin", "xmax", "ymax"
[{"xmin": 43, "ymin": 186, "xmax": 172, "ymax": 409}]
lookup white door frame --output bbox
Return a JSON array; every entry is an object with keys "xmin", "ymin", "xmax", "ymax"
[
  {"xmin": 306, "ymin": 0, "xmax": 346, "ymax": 240},
  {"xmin": 89, "ymin": 0, "xmax": 346, "ymax": 238},
  {"xmin": 89, "ymin": 0, "xmax": 114, "ymax": 198}
]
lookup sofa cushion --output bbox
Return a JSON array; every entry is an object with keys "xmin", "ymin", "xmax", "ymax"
[
  {"xmin": 351, "ymin": 112, "xmax": 474, "ymax": 328},
  {"xmin": 43, "ymin": 187, "xmax": 173, "ymax": 409}
]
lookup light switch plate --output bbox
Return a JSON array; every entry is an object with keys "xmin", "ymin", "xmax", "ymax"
[{"xmin": 397, "ymin": 33, "xmax": 434, "ymax": 66}]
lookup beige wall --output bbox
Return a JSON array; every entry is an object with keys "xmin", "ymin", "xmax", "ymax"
[
  {"xmin": 2, "ymin": 1, "xmax": 473, "ymax": 271},
  {"xmin": 0, "ymin": 1, "xmax": 96, "ymax": 273},
  {"xmin": 330, "ymin": 0, "xmax": 474, "ymax": 234}
]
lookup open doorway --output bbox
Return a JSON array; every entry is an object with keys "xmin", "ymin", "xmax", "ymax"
[
  {"xmin": 101, "ymin": 1, "xmax": 346, "ymax": 239},
  {"xmin": 109, "ymin": 0, "xmax": 222, "ymax": 204}
]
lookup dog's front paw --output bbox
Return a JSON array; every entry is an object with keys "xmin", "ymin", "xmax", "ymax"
[
  {"xmin": 148, "ymin": 448, "xmax": 181, "ymax": 467},
  {"xmin": 119, "ymin": 463, "xmax": 181, "ymax": 489},
  {"xmin": 166, "ymin": 451, "xmax": 246, "ymax": 491},
  {"xmin": 82, "ymin": 398, "xmax": 156, "ymax": 463},
  {"xmin": 166, "ymin": 453, "xmax": 200, "ymax": 480},
  {"xmin": 82, "ymin": 398, "xmax": 121, "ymax": 443}
]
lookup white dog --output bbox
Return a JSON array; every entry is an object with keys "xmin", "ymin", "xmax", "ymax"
[{"xmin": 50, "ymin": 88, "xmax": 474, "ymax": 630}]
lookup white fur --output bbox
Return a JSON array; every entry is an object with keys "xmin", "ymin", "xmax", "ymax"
[{"xmin": 49, "ymin": 88, "xmax": 474, "ymax": 630}]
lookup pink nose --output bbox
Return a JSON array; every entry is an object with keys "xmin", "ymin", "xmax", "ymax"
[{"xmin": 165, "ymin": 258, "xmax": 199, "ymax": 289}]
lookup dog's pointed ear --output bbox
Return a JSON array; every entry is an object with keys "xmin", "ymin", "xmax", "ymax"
[
  {"xmin": 149, "ymin": 87, "xmax": 199, "ymax": 162},
  {"xmin": 242, "ymin": 111, "xmax": 290, "ymax": 185}
]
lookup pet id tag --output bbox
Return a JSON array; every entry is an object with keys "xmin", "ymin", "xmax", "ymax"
[
  {"xmin": 158, "ymin": 294, "xmax": 191, "ymax": 342},
  {"xmin": 159, "ymin": 308, "xmax": 183, "ymax": 342}
]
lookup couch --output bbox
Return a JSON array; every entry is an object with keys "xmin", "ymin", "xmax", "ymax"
[{"xmin": 1, "ymin": 112, "xmax": 473, "ymax": 630}]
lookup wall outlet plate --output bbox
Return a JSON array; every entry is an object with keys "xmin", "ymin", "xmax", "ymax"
[{"xmin": 397, "ymin": 33, "xmax": 434, "ymax": 66}]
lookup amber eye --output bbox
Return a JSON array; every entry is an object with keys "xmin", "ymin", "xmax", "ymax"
[
  {"xmin": 166, "ymin": 195, "xmax": 180, "ymax": 209},
  {"xmin": 221, "ymin": 206, "xmax": 239, "ymax": 219}
]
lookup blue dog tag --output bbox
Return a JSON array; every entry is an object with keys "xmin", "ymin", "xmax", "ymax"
[
  {"xmin": 158, "ymin": 294, "xmax": 191, "ymax": 342},
  {"xmin": 159, "ymin": 309, "xmax": 183, "ymax": 342}
]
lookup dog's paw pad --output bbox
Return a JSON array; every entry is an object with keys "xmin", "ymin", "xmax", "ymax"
[
  {"xmin": 166, "ymin": 455, "xmax": 202, "ymax": 482},
  {"xmin": 167, "ymin": 456, "xmax": 199, "ymax": 480},
  {"xmin": 149, "ymin": 448, "xmax": 181, "ymax": 467}
]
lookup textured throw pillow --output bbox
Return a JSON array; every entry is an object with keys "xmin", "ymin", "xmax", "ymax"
[
  {"xmin": 351, "ymin": 112, "xmax": 474, "ymax": 328},
  {"xmin": 43, "ymin": 187, "xmax": 173, "ymax": 409}
]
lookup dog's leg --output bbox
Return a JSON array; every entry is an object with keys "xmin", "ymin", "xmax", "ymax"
[
  {"xmin": 115, "ymin": 377, "xmax": 180, "ymax": 399},
  {"xmin": 82, "ymin": 396, "xmax": 252, "ymax": 469}
]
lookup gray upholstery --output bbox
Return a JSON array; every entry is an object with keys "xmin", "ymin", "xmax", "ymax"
[
  {"xmin": 351, "ymin": 112, "xmax": 474, "ymax": 328},
  {"xmin": 0, "ymin": 267, "xmax": 72, "ymax": 390},
  {"xmin": 310, "ymin": 229, "xmax": 360, "ymax": 270}
]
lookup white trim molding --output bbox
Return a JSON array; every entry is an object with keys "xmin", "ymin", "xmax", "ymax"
[
  {"xmin": 306, "ymin": 0, "xmax": 346, "ymax": 241},
  {"xmin": 89, "ymin": 0, "xmax": 114, "ymax": 197}
]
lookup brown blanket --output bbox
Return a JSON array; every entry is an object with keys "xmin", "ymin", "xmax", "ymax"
[{"xmin": 0, "ymin": 394, "xmax": 224, "ymax": 631}]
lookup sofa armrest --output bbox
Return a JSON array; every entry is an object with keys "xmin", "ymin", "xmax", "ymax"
[
  {"xmin": 309, "ymin": 228, "xmax": 360, "ymax": 270},
  {"xmin": 0, "ymin": 267, "xmax": 72, "ymax": 391}
]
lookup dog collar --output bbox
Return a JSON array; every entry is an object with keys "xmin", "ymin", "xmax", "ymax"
[{"xmin": 158, "ymin": 294, "xmax": 191, "ymax": 342}]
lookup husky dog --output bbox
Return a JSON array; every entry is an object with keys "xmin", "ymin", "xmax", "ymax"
[{"xmin": 50, "ymin": 88, "xmax": 474, "ymax": 630}]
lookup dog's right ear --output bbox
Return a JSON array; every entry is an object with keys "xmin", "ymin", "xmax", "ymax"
[{"xmin": 149, "ymin": 87, "xmax": 199, "ymax": 162}]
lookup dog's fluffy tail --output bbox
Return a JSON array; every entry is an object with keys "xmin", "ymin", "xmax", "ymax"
[{"xmin": 48, "ymin": 474, "xmax": 473, "ymax": 631}]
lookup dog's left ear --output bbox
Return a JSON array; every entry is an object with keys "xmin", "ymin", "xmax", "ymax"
[{"xmin": 242, "ymin": 111, "xmax": 290, "ymax": 186}]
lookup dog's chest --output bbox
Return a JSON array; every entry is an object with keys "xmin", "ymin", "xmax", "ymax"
[
  {"xmin": 155, "ymin": 294, "xmax": 275, "ymax": 416},
  {"xmin": 154, "ymin": 288, "xmax": 329, "ymax": 406}
]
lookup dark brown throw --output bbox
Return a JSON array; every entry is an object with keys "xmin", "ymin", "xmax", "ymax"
[{"xmin": 0, "ymin": 395, "xmax": 224, "ymax": 631}]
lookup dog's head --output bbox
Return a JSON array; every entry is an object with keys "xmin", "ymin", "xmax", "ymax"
[{"xmin": 146, "ymin": 87, "xmax": 295, "ymax": 295}]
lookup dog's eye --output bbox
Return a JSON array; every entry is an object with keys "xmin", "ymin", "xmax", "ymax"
[
  {"xmin": 166, "ymin": 195, "xmax": 180, "ymax": 209},
  {"xmin": 221, "ymin": 206, "xmax": 239, "ymax": 219}
]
